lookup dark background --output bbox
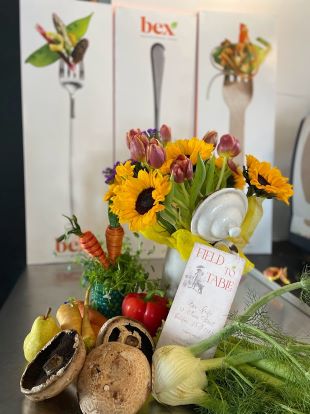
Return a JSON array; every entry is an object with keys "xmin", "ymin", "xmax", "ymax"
[{"xmin": 0, "ymin": 0, "xmax": 26, "ymax": 307}]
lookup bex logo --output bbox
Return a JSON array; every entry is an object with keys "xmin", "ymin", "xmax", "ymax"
[{"xmin": 141, "ymin": 16, "xmax": 178, "ymax": 36}]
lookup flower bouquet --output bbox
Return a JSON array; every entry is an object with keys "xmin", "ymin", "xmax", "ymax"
[{"xmin": 104, "ymin": 126, "xmax": 293, "ymax": 297}]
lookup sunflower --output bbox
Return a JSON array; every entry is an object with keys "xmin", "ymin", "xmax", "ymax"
[
  {"xmin": 232, "ymin": 167, "xmax": 245, "ymax": 190},
  {"xmin": 160, "ymin": 138, "xmax": 214, "ymax": 174},
  {"xmin": 104, "ymin": 160, "xmax": 135, "ymax": 201},
  {"xmin": 245, "ymin": 155, "xmax": 293, "ymax": 204},
  {"xmin": 110, "ymin": 170, "xmax": 171, "ymax": 231}
]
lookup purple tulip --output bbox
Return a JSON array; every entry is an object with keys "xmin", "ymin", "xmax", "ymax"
[
  {"xmin": 217, "ymin": 134, "xmax": 241, "ymax": 158},
  {"xmin": 202, "ymin": 130, "xmax": 218, "ymax": 145},
  {"xmin": 160, "ymin": 124, "xmax": 172, "ymax": 144},
  {"xmin": 126, "ymin": 128, "xmax": 141, "ymax": 149},
  {"xmin": 146, "ymin": 138, "xmax": 166, "ymax": 168},
  {"xmin": 129, "ymin": 135, "xmax": 147, "ymax": 162},
  {"xmin": 171, "ymin": 155, "xmax": 193, "ymax": 183}
]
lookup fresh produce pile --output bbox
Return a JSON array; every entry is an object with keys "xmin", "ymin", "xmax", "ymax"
[
  {"xmin": 20, "ymin": 255, "xmax": 310, "ymax": 413},
  {"xmin": 212, "ymin": 23, "xmax": 271, "ymax": 78}
]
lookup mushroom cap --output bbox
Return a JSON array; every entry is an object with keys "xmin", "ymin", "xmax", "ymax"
[
  {"xmin": 96, "ymin": 316, "xmax": 155, "ymax": 364},
  {"xmin": 20, "ymin": 330, "xmax": 86, "ymax": 401},
  {"xmin": 78, "ymin": 342, "xmax": 151, "ymax": 414}
]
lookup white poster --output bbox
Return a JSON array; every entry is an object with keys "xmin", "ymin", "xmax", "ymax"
[
  {"xmin": 115, "ymin": 7, "xmax": 197, "ymax": 256},
  {"xmin": 197, "ymin": 12, "xmax": 277, "ymax": 253},
  {"xmin": 20, "ymin": 0, "xmax": 113, "ymax": 264}
]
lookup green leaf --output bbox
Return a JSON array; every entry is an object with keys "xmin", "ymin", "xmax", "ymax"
[
  {"xmin": 25, "ymin": 13, "xmax": 93, "ymax": 67},
  {"xmin": 205, "ymin": 156, "xmax": 216, "ymax": 195},
  {"xmin": 171, "ymin": 21, "xmax": 178, "ymax": 29},
  {"xmin": 189, "ymin": 153, "xmax": 206, "ymax": 211},
  {"xmin": 66, "ymin": 13, "xmax": 93, "ymax": 39},
  {"xmin": 25, "ymin": 44, "xmax": 60, "ymax": 67}
]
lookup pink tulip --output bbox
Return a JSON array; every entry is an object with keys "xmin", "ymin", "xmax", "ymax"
[
  {"xmin": 171, "ymin": 155, "xmax": 193, "ymax": 183},
  {"xmin": 146, "ymin": 138, "xmax": 166, "ymax": 168},
  {"xmin": 126, "ymin": 128, "xmax": 141, "ymax": 149},
  {"xmin": 160, "ymin": 124, "xmax": 172, "ymax": 144},
  {"xmin": 129, "ymin": 135, "xmax": 147, "ymax": 162},
  {"xmin": 217, "ymin": 134, "xmax": 240, "ymax": 158},
  {"xmin": 202, "ymin": 130, "xmax": 218, "ymax": 145}
]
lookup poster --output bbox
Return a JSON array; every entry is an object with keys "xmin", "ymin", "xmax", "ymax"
[
  {"xmin": 197, "ymin": 12, "xmax": 277, "ymax": 253},
  {"xmin": 20, "ymin": 0, "xmax": 113, "ymax": 263},
  {"xmin": 115, "ymin": 7, "xmax": 197, "ymax": 256}
]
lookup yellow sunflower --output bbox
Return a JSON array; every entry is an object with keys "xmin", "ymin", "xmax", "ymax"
[
  {"xmin": 104, "ymin": 160, "xmax": 134, "ymax": 201},
  {"xmin": 232, "ymin": 167, "xmax": 246, "ymax": 190},
  {"xmin": 216, "ymin": 156, "xmax": 245, "ymax": 190},
  {"xmin": 160, "ymin": 138, "xmax": 214, "ymax": 174},
  {"xmin": 246, "ymin": 155, "xmax": 293, "ymax": 204},
  {"xmin": 110, "ymin": 170, "xmax": 171, "ymax": 231}
]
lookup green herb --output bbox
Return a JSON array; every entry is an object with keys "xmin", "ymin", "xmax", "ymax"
[{"xmin": 77, "ymin": 238, "xmax": 160, "ymax": 295}]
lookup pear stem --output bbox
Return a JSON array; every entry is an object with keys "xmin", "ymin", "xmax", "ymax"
[{"xmin": 44, "ymin": 307, "xmax": 52, "ymax": 320}]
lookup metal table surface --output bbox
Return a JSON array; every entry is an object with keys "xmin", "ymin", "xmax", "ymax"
[{"xmin": 0, "ymin": 262, "xmax": 309, "ymax": 414}]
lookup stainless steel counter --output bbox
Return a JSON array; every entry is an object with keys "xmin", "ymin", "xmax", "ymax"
[{"xmin": 0, "ymin": 262, "xmax": 309, "ymax": 414}]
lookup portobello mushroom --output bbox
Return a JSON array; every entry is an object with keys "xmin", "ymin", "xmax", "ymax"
[
  {"xmin": 96, "ymin": 316, "xmax": 154, "ymax": 364},
  {"xmin": 77, "ymin": 342, "xmax": 151, "ymax": 414},
  {"xmin": 20, "ymin": 330, "xmax": 86, "ymax": 401}
]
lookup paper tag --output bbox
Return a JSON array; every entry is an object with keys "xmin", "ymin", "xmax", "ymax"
[{"xmin": 157, "ymin": 243, "xmax": 245, "ymax": 356}]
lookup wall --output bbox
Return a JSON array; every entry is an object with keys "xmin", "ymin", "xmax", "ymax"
[{"xmin": 113, "ymin": 0, "xmax": 310, "ymax": 241}]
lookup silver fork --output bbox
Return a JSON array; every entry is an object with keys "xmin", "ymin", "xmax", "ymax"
[
  {"xmin": 222, "ymin": 74, "xmax": 253, "ymax": 164},
  {"xmin": 59, "ymin": 60, "xmax": 85, "ymax": 215}
]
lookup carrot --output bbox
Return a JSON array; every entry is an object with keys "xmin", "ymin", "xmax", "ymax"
[
  {"xmin": 81, "ymin": 287, "xmax": 96, "ymax": 353},
  {"xmin": 239, "ymin": 23, "xmax": 249, "ymax": 44},
  {"xmin": 56, "ymin": 301, "xmax": 82, "ymax": 335},
  {"xmin": 105, "ymin": 225, "xmax": 125, "ymax": 264},
  {"xmin": 57, "ymin": 215, "xmax": 110, "ymax": 269}
]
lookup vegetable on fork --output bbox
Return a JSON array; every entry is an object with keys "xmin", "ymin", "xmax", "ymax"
[{"xmin": 58, "ymin": 215, "xmax": 110, "ymax": 269}]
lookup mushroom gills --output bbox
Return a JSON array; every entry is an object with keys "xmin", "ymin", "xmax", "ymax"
[
  {"xmin": 96, "ymin": 316, "xmax": 155, "ymax": 365},
  {"xmin": 21, "ymin": 331, "xmax": 77, "ymax": 390}
]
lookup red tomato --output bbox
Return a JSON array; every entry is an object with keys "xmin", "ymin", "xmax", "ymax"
[{"xmin": 122, "ymin": 293, "xmax": 169, "ymax": 337}]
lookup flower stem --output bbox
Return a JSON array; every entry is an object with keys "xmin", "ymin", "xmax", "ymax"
[
  {"xmin": 180, "ymin": 182, "xmax": 190, "ymax": 206},
  {"xmin": 215, "ymin": 156, "xmax": 227, "ymax": 190}
]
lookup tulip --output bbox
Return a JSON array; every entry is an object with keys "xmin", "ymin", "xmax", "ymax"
[
  {"xmin": 146, "ymin": 138, "xmax": 166, "ymax": 168},
  {"xmin": 126, "ymin": 128, "xmax": 141, "ymax": 149},
  {"xmin": 160, "ymin": 124, "xmax": 172, "ymax": 144},
  {"xmin": 217, "ymin": 134, "xmax": 240, "ymax": 158},
  {"xmin": 129, "ymin": 135, "xmax": 147, "ymax": 162},
  {"xmin": 171, "ymin": 155, "xmax": 193, "ymax": 183},
  {"xmin": 202, "ymin": 130, "xmax": 218, "ymax": 145}
]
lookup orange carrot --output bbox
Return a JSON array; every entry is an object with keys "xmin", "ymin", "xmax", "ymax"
[
  {"xmin": 57, "ymin": 215, "xmax": 110, "ymax": 269},
  {"xmin": 105, "ymin": 225, "xmax": 124, "ymax": 264}
]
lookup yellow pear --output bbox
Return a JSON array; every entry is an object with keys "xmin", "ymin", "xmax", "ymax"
[{"xmin": 23, "ymin": 308, "xmax": 61, "ymax": 362}]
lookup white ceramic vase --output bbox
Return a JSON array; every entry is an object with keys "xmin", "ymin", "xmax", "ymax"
[{"xmin": 161, "ymin": 188, "xmax": 248, "ymax": 299}]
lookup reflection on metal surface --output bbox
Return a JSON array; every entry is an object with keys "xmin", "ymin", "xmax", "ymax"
[{"xmin": 22, "ymin": 387, "xmax": 81, "ymax": 414}]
